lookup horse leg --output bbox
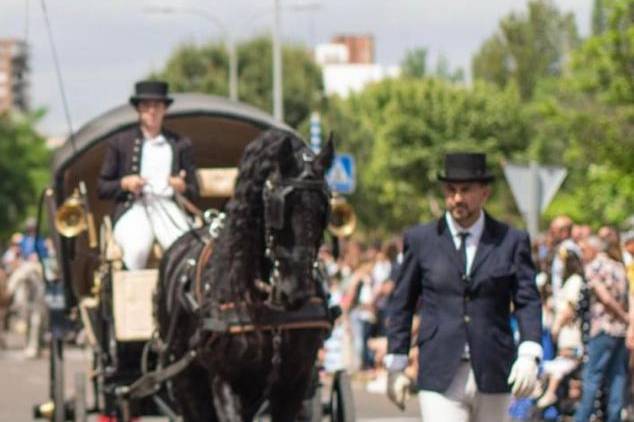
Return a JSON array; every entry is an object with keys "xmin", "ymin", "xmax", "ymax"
[
  {"xmin": 172, "ymin": 364, "xmax": 217, "ymax": 422},
  {"xmin": 211, "ymin": 375, "xmax": 257, "ymax": 422},
  {"xmin": 268, "ymin": 365, "xmax": 316, "ymax": 422},
  {"xmin": 268, "ymin": 381, "xmax": 311, "ymax": 422}
]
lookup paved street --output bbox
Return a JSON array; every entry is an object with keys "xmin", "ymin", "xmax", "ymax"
[{"xmin": 0, "ymin": 340, "xmax": 420, "ymax": 421}]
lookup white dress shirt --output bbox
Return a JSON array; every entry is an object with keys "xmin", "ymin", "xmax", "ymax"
[
  {"xmin": 445, "ymin": 211, "xmax": 485, "ymax": 275},
  {"xmin": 140, "ymin": 134, "xmax": 173, "ymax": 197}
]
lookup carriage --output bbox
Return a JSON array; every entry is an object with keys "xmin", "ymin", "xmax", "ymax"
[{"xmin": 34, "ymin": 93, "xmax": 355, "ymax": 421}]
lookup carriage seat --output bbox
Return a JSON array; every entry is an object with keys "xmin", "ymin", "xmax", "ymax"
[
  {"xmin": 101, "ymin": 216, "xmax": 164, "ymax": 270},
  {"xmin": 196, "ymin": 167, "xmax": 238, "ymax": 198}
]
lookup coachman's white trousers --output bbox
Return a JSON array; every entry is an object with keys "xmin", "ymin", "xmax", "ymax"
[
  {"xmin": 113, "ymin": 196, "xmax": 189, "ymax": 270},
  {"xmin": 418, "ymin": 361, "xmax": 511, "ymax": 422}
]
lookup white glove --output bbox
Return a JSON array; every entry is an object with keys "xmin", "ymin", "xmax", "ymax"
[
  {"xmin": 387, "ymin": 371, "xmax": 412, "ymax": 410},
  {"xmin": 507, "ymin": 355, "xmax": 539, "ymax": 398}
]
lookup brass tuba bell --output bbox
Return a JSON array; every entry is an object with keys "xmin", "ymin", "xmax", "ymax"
[
  {"xmin": 54, "ymin": 189, "xmax": 87, "ymax": 238},
  {"xmin": 328, "ymin": 195, "xmax": 356, "ymax": 237}
]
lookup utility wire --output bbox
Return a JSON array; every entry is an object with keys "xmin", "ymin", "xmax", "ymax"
[{"xmin": 39, "ymin": 0, "xmax": 77, "ymax": 154}]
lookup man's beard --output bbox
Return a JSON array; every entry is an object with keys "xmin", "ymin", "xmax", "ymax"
[{"xmin": 450, "ymin": 204, "xmax": 474, "ymax": 224}]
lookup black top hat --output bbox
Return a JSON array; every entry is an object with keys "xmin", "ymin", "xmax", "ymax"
[
  {"xmin": 129, "ymin": 80, "xmax": 173, "ymax": 107},
  {"xmin": 437, "ymin": 152, "xmax": 495, "ymax": 183}
]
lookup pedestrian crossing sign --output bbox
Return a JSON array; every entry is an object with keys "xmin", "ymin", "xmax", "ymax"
[{"xmin": 326, "ymin": 153, "xmax": 355, "ymax": 194}]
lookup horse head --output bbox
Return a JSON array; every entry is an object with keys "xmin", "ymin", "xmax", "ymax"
[{"xmin": 262, "ymin": 133, "xmax": 334, "ymax": 310}]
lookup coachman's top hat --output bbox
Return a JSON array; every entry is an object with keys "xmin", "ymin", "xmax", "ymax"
[
  {"xmin": 129, "ymin": 80, "xmax": 173, "ymax": 107},
  {"xmin": 437, "ymin": 152, "xmax": 495, "ymax": 183}
]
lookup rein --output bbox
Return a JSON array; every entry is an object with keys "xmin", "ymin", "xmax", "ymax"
[
  {"xmin": 200, "ymin": 297, "xmax": 332, "ymax": 335},
  {"xmin": 194, "ymin": 241, "xmax": 214, "ymax": 304}
]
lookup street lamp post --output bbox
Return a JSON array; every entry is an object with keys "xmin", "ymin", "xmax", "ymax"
[
  {"xmin": 270, "ymin": 0, "xmax": 321, "ymax": 121},
  {"xmin": 272, "ymin": 0, "xmax": 283, "ymax": 121},
  {"xmin": 145, "ymin": 6, "xmax": 238, "ymax": 101}
]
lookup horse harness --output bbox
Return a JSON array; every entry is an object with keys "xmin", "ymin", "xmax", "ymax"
[
  {"xmin": 122, "ymin": 201, "xmax": 333, "ymax": 401},
  {"xmin": 262, "ymin": 152, "xmax": 331, "ymax": 295},
  {"xmin": 193, "ymin": 239, "xmax": 332, "ymax": 335}
]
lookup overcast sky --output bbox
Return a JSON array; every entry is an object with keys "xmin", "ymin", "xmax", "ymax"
[{"xmin": 1, "ymin": 0, "xmax": 592, "ymax": 136}]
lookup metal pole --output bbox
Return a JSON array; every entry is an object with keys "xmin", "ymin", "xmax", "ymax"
[
  {"xmin": 272, "ymin": 0, "xmax": 284, "ymax": 121},
  {"xmin": 228, "ymin": 36, "xmax": 238, "ymax": 101},
  {"xmin": 527, "ymin": 161, "xmax": 540, "ymax": 239},
  {"xmin": 52, "ymin": 336, "xmax": 65, "ymax": 422}
]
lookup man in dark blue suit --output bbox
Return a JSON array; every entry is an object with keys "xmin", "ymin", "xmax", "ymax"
[{"xmin": 385, "ymin": 153, "xmax": 542, "ymax": 421}]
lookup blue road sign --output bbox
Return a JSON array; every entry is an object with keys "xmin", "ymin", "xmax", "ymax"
[
  {"xmin": 310, "ymin": 112, "xmax": 321, "ymax": 153},
  {"xmin": 327, "ymin": 153, "xmax": 355, "ymax": 194}
]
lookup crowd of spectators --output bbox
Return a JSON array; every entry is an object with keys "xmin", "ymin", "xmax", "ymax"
[
  {"xmin": 0, "ymin": 218, "xmax": 50, "ymax": 358},
  {"xmin": 526, "ymin": 216, "xmax": 634, "ymax": 421},
  {"xmin": 2, "ymin": 212, "xmax": 634, "ymax": 420},
  {"xmin": 318, "ymin": 215, "xmax": 634, "ymax": 421}
]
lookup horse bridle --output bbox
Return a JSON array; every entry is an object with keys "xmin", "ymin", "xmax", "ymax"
[{"xmin": 261, "ymin": 154, "xmax": 330, "ymax": 297}]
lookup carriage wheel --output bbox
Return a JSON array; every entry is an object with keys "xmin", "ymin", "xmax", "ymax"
[
  {"xmin": 74, "ymin": 372, "xmax": 87, "ymax": 422},
  {"xmin": 329, "ymin": 370, "xmax": 355, "ymax": 422}
]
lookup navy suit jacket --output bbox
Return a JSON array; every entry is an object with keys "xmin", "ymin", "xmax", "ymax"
[{"xmin": 386, "ymin": 213, "xmax": 542, "ymax": 393}]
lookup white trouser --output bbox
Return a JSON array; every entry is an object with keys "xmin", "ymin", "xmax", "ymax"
[
  {"xmin": 113, "ymin": 196, "xmax": 189, "ymax": 270},
  {"xmin": 419, "ymin": 361, "xmax": 511, "ymax": 422}
]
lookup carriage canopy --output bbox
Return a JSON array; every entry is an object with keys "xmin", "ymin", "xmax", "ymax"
[{"xmin": 51, "ymin": 93, "xmax": 295, "ymax": 299}]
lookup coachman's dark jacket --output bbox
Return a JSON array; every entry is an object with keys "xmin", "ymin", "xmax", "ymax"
[
  {"xmin": 97, "ymin": 126, "xmax": 199, "ymax": 223},
  {"xmin": 386, "ymin": 213, "xmax": 542, "ymax": 394}
]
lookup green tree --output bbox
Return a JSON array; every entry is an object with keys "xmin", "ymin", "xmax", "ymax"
[
  {"xmin": 568, "ymin": 0, "xmax": 634, "ymax": 104},
  {"xmin": 592, "ymin": 0, "xmax": 608, "ymax": 34},
  {"xmin": 322, "ymin": 78, "xmax": 529, "ymax": 234},
  {"xmin": 402, "ymin": 49, "xmax": 464, "ymax": 82},
  {"xmin": 401, "ymin": 47, "xmax": 428, "ymax": 78},
  {"xmin": 530, "ymin": 0, "xmax": 634, "ymax": 226},
  {"xmin": 472, "ymin": 0, "xmax": 579, "ymax": 100},
  {"xmin": 151, "ymin": 36, "xmax": 324, "ymax": 128},
  {"xmin": 0, "ymin": 111, "xmax": 50, "ymax": 238},
  {"xmin": 434, "ymin": 54, "xmax": 465, "ymax": 83}
]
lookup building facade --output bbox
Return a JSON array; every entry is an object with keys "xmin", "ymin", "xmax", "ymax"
[
  {"xmin": 0, "ymin": 38, "xmax": 29, "ymax": 113},
  {"xmin": 331, "ymin": 34, "xmax": 374, "ymax": 64},
  {"xmin": 315, "ymin": 34, "xmax": 400, "ymax": 98}
]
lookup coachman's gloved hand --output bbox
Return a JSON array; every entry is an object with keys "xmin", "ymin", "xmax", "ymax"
[
  {"xmin": 507, "ymin": 355, "xmax": 539, "ymax": 398},
  {"xmin": 387, "ymin": 371, "xmax": 412, "ymax": 410}
]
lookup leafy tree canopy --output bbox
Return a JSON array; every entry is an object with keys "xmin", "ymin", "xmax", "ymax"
[
  {"xmin": 323, "ymin": 78, "xmax": 529, "ymax": 234},
  {"xmin": 472, "ymin": 0, "xmax": 579, "ymax": 100},
  {"xmin": 401, "ymin": 48, "xmax": 464, "ymax": 82},
  {"xmin": 530, "ymin": 0, "xmax": 634, "ymax": 226},
  {"xmin": 150, "ymin": 35, "xmax": 324, "ymax": 128},
  {"xmin": 0, "ymin": 111, "xmax": 50, "ymax": 239}
]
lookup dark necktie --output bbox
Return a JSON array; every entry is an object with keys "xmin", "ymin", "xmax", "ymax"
[{"xmin": 458, "ymin": 232, "xmax": 470, "ymax": 276}]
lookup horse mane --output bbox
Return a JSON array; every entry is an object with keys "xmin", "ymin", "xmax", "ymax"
[{"xmin": 205, "ymin": 129, "xmax": 304, "ymax": 303}]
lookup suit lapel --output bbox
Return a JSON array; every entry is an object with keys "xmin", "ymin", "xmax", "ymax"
[{"xmin": 436, "ymin": 217, "xmax": 464, "ymax": 271}]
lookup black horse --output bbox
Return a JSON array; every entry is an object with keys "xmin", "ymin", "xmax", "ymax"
[{"xmin": 154, "ymin": 129, "xmax": 334, "ymax": 421}]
